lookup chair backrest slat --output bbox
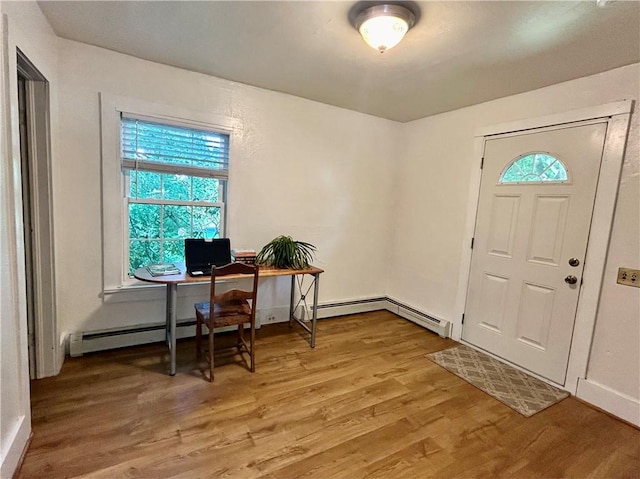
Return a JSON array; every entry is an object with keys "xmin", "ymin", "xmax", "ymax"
[
  {"xmin": 209, "ymin": 263, "xmax": 259, "ymax": 313},
  {"xmin": 214, "ymin": 288, "xmax": 252, "ymax": 304},
  {"xmin": 215, "ymin": 262, "xmax": 257, "ymax": 277}
]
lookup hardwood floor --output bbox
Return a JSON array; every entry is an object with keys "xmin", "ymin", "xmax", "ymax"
[{"xmin": 20, "ymin": 311, "xmax": 640, "ymax": 478}]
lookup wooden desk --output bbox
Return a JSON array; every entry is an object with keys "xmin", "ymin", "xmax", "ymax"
[{"xmin": 134, "ymin": 263, "xmax": 324, "ymax": 375}]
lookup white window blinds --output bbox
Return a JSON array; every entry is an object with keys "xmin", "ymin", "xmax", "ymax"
[{"xmin": 120, "ymin": 115, "xmax": 230, "ymax": 179}]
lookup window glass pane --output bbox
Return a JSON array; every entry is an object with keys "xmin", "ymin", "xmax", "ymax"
[
  {"xmin": 500, "ymin": 153, "xmax": 568, "ymax": 184},
  {"xmin": 129, "ymin": 240, "xmax": 160, "ymax": 274},
  {"xmin": 519, "ymin": 155, "xmax": 534, "ymax": 175},
  {"xmin": 533, "ymin": 155, "xmax": 547, "ymax": 175},
  {"xmin": 162, "ymin": 240, "xmax": 185, "ymax": 263},
  {"xmin": 133, "ymin": 170, "xmax": 162, "ymax": 199},
  {"xmin": 129, "ymin": 204, "xmax": 160, "ymax": 239},
  {"xmin": 129, "ymin": 170, "xmax": 136, "ymax": 198},
  {"xmin": 543, "ymin": 159, "xmax": 568, "ymax": 181},
  {"xmin": 130, "ymin": 171, "xmax": 220, "ymax": 202},
  {"xmin": 193, "ymin": 206, "xmax": 221, "ymax": 238},
  {"xmin": 501, "ymin": 165, "xmax": 523, "ymax": 183},
  {"xmin": 163, "ymin": 205, "xmax": 191, "ymax": 239},
  {"xmin": 162, "ymin": 173, "xmax": 191, "ymax": 201},
  {"xmin": 192, "ymin": 177, "xmax": 220, "ymax": 202}
]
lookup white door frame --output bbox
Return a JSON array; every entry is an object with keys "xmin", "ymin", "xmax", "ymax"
[
  {"xmin": 453, "ymin": 100, "xmax": 634, "ymax": 394},
  {"xmin": 15, "ymin": 50, "xmax": 59, "ymax": 379},
  {"xmin": 6, "ymin": 44, "xmax": 60, "ymax": 378}
]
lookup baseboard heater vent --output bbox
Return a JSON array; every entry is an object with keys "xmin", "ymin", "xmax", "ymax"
[
  {"xmin": 317, "ymin": 297, "xmax": 387, "ymax": 318},
  {"xmin": 71, "ymin": 319, "xmax": 199, "ymax": 356},
  {"xmin": 82, "ymin": 321, "xmax": 195, "ymax": 340},
  {"xmin": 385, "ymin": 297, "xmax": 451, "ymax": 338},
  {"xmin": 70, "ymin": 296, "xmax": 451, "ymax": 356}
]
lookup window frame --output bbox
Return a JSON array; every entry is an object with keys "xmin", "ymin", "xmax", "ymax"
[
  {"xmin": 498, "ymin": 151, "xmax": 571, "ymax": 185},
  {"xmin": 122, "ymin": 116, "xmax": 229, "ymax": 276},
  {"xmin": 100, "ymin": 94, "xmax": 241, "ymax": 291}
]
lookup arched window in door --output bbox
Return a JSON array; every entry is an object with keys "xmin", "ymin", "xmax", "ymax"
[{"xmin": 499, "ymin": 152, "xmax": 569, "ymax": 184}]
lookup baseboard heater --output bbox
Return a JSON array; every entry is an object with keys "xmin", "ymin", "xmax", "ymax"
[
  {"xmin": 385, "ymin": 297, "xmax": 451, "ymax": 338},
  {"xmin": 70, "ymin": 297, "xmax": 451, "ymax": 356},
  {"xmin": 70, "ymin": 319, "xmax": 197, "ymax": 356},
  {"xmin": 317, "ymin": 296, "xmax": 387, "ymax": 318},
  {"xmin": 317, "ymin": 296, "xmax": 450, "ymax": 338}
]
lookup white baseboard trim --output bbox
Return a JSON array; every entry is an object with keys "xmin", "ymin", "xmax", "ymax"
[
  {"xmin": 0, "ymin": 414, "xmax": 30, "ymax": 479},
  {"xmin": 577, "ymin": 377, "xmax": 640, "ymax": 427},
  {"xmin": 68, "ymin": 296, "xmax": 452, "ymax": 356}
]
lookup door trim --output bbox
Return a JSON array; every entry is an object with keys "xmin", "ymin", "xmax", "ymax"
[
  {"xmin": 453, "ymin": 100, "xmax": 634, "ymax": 394},
  {"xmin": 16, "ymin": 49, "xmax": 59, "ymax": 378}
]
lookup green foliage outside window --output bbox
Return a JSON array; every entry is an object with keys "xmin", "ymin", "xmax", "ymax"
[{"xmin": 127, "ymin": 170, "xmax": 222, "ymax": 274}]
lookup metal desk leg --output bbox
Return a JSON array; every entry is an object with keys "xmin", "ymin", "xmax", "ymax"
[
  {"xmin": 166, "ymin": 283, "xmax": 178, "ymax": 376},
  {"xmin": 311, "ymin": 273, "xmax": 320, "ymax": 348},
  {"xmin": 289, "ymin": 275, "xmax": 296, "ymax": 328},
  {"xmin": 289, "ymin": 272, "xmax": 320, "ymax": 348}
]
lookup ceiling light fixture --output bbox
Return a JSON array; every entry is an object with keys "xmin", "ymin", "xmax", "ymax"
[{"xmin": 355, "ymin": 4, "xmax": 416, "ymax": 53}]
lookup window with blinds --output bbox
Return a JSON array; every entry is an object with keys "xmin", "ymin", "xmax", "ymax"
[
  {"xmin": 121, "ymin": 116, "xmax": 230, "ymax": 178},
  {"xmin": 120, "ymin": 115, "xmax": 228, "ymax": 275}
]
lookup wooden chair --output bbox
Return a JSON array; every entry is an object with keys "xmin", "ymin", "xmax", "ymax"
[{"xmin": 194, "ymin": 263, "xmax": 259, "ymax": 382}]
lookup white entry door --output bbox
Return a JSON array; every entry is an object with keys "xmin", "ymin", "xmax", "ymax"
[{"xmin": 462, "ymin": 121, "xmax": 606, "ymax": 385}]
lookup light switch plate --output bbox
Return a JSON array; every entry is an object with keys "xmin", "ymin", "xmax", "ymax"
[{"xmin": 617, "ymin": 268, "xmax": 640, "ymax": 288}]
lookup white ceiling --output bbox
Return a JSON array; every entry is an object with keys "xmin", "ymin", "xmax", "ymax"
[{"xmin": 38, "ymin": 1, "xmax": 640, "ymax": 122}]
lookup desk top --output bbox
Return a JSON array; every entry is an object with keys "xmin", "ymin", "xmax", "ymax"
[{"xmin": 133, "ymin": 262, "xmax": 324, "ymax": 285}]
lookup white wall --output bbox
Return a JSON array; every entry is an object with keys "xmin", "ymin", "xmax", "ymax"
[
  {"xmin": 391, "ymin": 64, "xmax": 639, "ymax": 420},
  {"xmin": 54, "ymin": 39, "xmax": 400, "ymax": 336},
  {"xmin": 0, "ymin": 1, "xmax": 59, "ymax": 475}
]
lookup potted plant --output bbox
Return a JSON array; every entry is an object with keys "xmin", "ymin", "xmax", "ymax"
[{"xmin": 256, "ymin": 235, "xmax": 316, "ymax": 269}]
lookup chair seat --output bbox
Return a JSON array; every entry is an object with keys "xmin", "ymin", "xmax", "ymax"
[{"xmin": 195, "ymin": 300, "xmax": 251, "ymax": 323}]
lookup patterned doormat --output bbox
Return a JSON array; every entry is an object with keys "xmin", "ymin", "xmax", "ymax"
[{"xmin": 426, "ymin": 344, "xmax": 569, "ymax": 417}]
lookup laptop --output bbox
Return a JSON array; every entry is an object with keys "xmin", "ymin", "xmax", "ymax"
[{"xmin": 184, "ymin": 238, "xmax": 232, "ymax": 276}]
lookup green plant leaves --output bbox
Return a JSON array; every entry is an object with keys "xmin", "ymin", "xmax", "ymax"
[{"xmin": 256, "ymin": 235, "xmax": 316, "ymax": 269}]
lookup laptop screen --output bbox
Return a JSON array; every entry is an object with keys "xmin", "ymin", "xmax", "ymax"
[{"xmin": 184, "ymin": 238, "xmax": 232, "ymax": 273}]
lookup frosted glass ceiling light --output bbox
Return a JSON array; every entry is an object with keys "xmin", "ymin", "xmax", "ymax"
[{"xmin": 355, "ymin": 4, "xmax": 415, "ymax": 53}]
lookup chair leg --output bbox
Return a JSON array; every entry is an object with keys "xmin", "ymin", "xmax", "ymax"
[
  {"xmin": 237, "ymin": 323, "xmax": 244, "ymax": 350},
  {"xmin": 195, "ymin": 313, "xmax": 202, "ymax": 361},
  {"xmin": 250, "ymin": 320, "xmax": 256, "ymax": 373},
  {"xmin": 208, "ymin": 322, "xmax": 215, "ymax": 382}
]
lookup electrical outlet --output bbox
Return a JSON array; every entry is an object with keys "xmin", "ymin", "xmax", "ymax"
[
  {"xmin": 256, "ymin": 307, "xmax": 289, "ymax": 326},
  {"xmin": 617, "ymin": 267, "xmax": 640, "ymax": 288},
  {"xmin": 257, "ymin": 311, "xmax": 278, "ymax": 324}
]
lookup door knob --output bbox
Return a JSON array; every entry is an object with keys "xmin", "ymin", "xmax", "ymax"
[
  {"xmin": 564, "ymin": 275, "xmax": 578, "ymax": 285},
  {"xmin": 568, "ymin": 258, "xmax": 580, "ymax": 267}
]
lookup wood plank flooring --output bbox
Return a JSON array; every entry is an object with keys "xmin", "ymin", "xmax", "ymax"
[{"xmin": 19, "ymin": 311, "xmax": 640, "ymax": 478}]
